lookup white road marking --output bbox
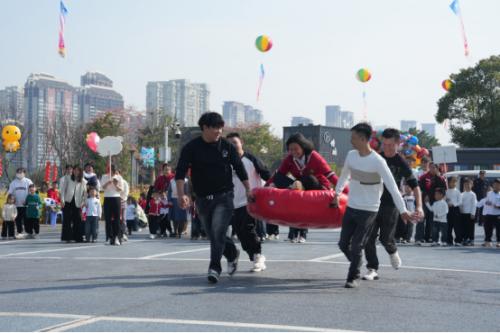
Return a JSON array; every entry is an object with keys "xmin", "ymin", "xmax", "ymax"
[
  {"xmin": 139, "ymin": 247, "xmax": 210, "ymax": 259},
  {"xmin": 1, "ymin": 255, "xmax": 499, "ymax": 276},
  {"xmin": 310, "ymin": 253, "xmax": 345, "ymax": 261},
  {"xmin": 0, "ymin": 240, "xmax": 149, "ymax": 257},
  {"xmin": 0, "ymin": 311, "xmax": 355, "ymax": 332}
]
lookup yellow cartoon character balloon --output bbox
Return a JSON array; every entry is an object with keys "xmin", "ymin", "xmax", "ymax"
[{"xmin": 2, "ymin": 125, "xmax": 21, "ymax": 152}]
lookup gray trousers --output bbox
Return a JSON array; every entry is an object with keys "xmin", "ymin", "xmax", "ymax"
[{"xmin": 338, "ymin": 207, "xmax": 378, "ymax": 281}]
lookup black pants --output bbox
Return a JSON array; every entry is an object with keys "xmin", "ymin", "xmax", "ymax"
[
  {"xmin": 447, "ymin": 206, "xmax": 461, "ymax": 244},
  {"xmin": 365, "ymin": 204, "xmax": 400, "ymax": 271},
  {"xmin": 148, "ymin": 215, "xmax": 159, "ymax": 235},
  {"xmin": 266, "ymin": 223, "xmax": 279, "ymax": 236},
  {"xmin": 288, "ymin": 227, "xmax": 307, "ymax": 239},
  {"xmin": 338, "ymin": 207, "xmax": 378, "ymax": 281},
  {"xmin": 1, "ymin": 221, "xmax": 15, "ymax": 238},
  {"xmin": 173, "ymin": 220, "xmax": 187, "ymax": 237},
  {"xmin": 231, "ymin": 206, "xmax": 262, "ymax": 261},
  {"xmin": 196, "ymin": 192, "xmax": 237, "ymax": 274},
  {"xmin": 15, "ymin": 207, "xmax": 26, "ymax": 234},
  {"xmin": 190, "ymin": 215, "xmax": 206, "ymax": 238},
  {"xmin": 424, "ymin": 204, "xmax": 433, "ymax": 242},
  {"xmin": 461, "ymin": 213, "xmax": 475, "ymax": 243},
  {"xmin": 25, "ymin": 218, "xmax": 40, "ymax": 235},
  {"xmin": 484, "ymin": 215, "xmax": 500, "ymax": 242},
  {"xmin": 159, "ymin": 214, "xmax": 172, "ymax": 235},
  {"xmin": 61, "ymin": 200, "xmax": 83, "ymax": 242},
  {"xmin": 127, "ymin": 219, "xmax": 137, "ymax": 235},
  {"xmin": 104, "ymin": 197, "xmax": 121, "ymax": 243}
]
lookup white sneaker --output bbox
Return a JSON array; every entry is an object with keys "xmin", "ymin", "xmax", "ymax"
[
  {"xmin": 291, "ymin": 238, "xmax": 298, "ymax": 243},
  {"xmin": 149, "ymin": 234, "xmax": 157, "ymax": 239},
  {"xmin": 389, "ymin": 251, "xmax": 401, "ymax": 269},
  {"xmin": 122, "ymin": 234, "xmax": 128, "ymax": 241},
  {"xmin": 114, "ymin": 237, "xmax": 121, "ymax": 246},
  {"xmin": 275, "ymin": 235, "xmax": 279, "ymax": 240},
  {"xmin": 268, "ymin": 234, "xmax": 275, "ymax": 240},
  {"xmin": 298, "ymin": 237, "xmax": 306, "ymax": 243},
  {"xmin": 138, "ymin": 228, "xmax": 142, "ymax": 232},
  {"xmin": 362, "ymin": 269, "xmax": 379, "ymax": 281},
  {"xmin": 251, "ymin": 254, "xmax": 266, "ymax": 272}
]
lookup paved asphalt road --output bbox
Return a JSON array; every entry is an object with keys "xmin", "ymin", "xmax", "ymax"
[{"xmin": 0, "ymin": 223, "xmax": 499, "ymax": 332}]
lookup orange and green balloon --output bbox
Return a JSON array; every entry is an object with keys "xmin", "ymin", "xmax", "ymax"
[
  {"xmin": 356, "ymin": 68, "xmax": 372, "ymax": 83},
  {"xmin": 255, "ymin": 35, "xmax": 273, "ymax": 52},
  {"xmin": 442, "ymin": 79, "xmax": 453, "ymax": 91}
]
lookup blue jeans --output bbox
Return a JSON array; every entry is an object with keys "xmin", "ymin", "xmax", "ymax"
[
  {"xmin": 85, "ymin": 216, "xmax": 99, "ymax": 241},
  {"xmin": 432, "ymin": 221, "xmax": 448, "ymax": 244},
  {"xmin": 196, "ymin": 192, "xmax": 237, "ymax": 274}
]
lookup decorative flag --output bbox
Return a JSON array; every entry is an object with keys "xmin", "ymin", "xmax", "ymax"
[
  {"xmin": 58, "ymin": 1, "xmax": 68, "ymax": 57},
  {"xmin": 449, "ymin": 0, "xmax": 470, "ymax": 57},
  {"xmin": 52, "ymin": 163, "xmax": 58, "ymax": 182},
  {"xmin": 256, "ymin": 63, "xmax": 265, "ymax": 102},
  {"xmin": 45, "ymin": 161, "xmax": 51, "ymax": 183}
]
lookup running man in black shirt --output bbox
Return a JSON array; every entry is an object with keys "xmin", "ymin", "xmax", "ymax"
[
  {"xmin": 175, "ymin": 112, "xmax": 252, "ymax": 284},
  {"xmin": 363, "ymin": 128, "xmax": 424, "ymax": 281}
]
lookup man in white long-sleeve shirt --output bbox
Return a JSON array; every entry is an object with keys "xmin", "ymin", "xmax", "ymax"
[{"xmin": 331, "ymin": 123, "xmax": 411, "ymax": 289}]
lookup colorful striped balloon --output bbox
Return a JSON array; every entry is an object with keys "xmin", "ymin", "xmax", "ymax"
[
  {"xmin": 356, "ymin": 68, "xmax": 371, "ymax": 83},
  {"xmin": 442, "ymin": 79, "xmax": 453, "ymax": 91},
  {"xmin": 255, "ymin": 35, "xmax": 273, "ymax": 52}
]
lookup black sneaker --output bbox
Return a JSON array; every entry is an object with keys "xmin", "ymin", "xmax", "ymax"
[
  {"xmin": 344, "ymin": 279, "xmax": 359, "ymax": 288},
  {"xmin": 207, "ymin": 269, "xmax": 220, "ymax": 283},
  {"xmin": 227, "ymin": 250, "xmax": 240, "ymax": 276}
]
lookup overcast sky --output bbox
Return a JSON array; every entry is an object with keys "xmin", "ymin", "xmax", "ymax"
[{"xmin": 1, "ymin": 0, "xmax": 499, "ymax": 144}]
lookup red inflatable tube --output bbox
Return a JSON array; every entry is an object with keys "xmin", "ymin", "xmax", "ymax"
[{"xmin": 247, "ymin": 187, "xmax": 348, "ymax": 229}]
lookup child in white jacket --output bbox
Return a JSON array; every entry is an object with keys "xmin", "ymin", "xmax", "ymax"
[
  {"xmin": 1, "ymin": 194, "xmax": 18, "ymax": 240},
  {"xmin": 426, "ymin": 188, "xmax": 449, "ymax": 246},
  {"xmin": 83, "ymin": 188, "xmax": 101, "ymax": 243}
]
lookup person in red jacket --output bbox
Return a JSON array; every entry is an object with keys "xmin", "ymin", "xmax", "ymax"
[
  {"xmin": 138, "ymin": 192, "xmax": 147, "ymax": 211},
  {"xmin": 266, "ymin": 133, "xmax": 345, "ymax": 238},
  {"xmin": 154, "ymin": 163, "xmax": 175, "ymax": 193},
  {"xmin": 148, "ymin": 191, "xmax": 161, "ymax": 239},
  {"xmin": 268, "ymin": 133, "xmax": 341, "ymax": 190}
]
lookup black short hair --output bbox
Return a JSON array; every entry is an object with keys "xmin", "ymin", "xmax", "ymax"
[
  {"xmin": 226, "ymin": 132, "xmax": 241, "ymax": 140},
  {"xmin": 435, "ymin": 188, "xmax": 445, "ymax": 196},
  {"xmin": 65, "ymin": 164, "xmax": 73, "ymax": 170},
  {"xmin": 28, "ymin": 184, "xmax": 35, "ymax": 189},
  {"xmin": 16, "ymin": 167, "xmax": 26, "ymax": 173},
  {"xmin": 198, "ymin": 112, "xmax": 225, "ymax": 130},
  {"xmin": 285, "ymin": 133, "xmax": 314, "ymax": 155},
  {"xmin": 300, "ymin": 175, "xmax": 323, "ymax": 190},
  {"xmin": 162, "ymin": 163, "xmax": 170, "ymax": 170},
  {"xmin": 351, "ymin": 123, "xmax": 372, "ymax": 141},
  {"xmin": 84, "ymin": 162, "xmax": 93, "ymax": 169},
  {"xmin": 463, "ymin": 177, "xmax": 472, "ymax": 184},
  {"xmin": 382, "ymin": 128, "xmax": 401, "ymax": 141}
]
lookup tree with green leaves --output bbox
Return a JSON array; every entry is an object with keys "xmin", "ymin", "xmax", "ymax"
[
  {"xmin": 436, "ymin": 55, "xmax": 500, "ymax": 147},
  {"xmin": 71, "ymin": 113, "xmax": 131, "ymax": 179}
]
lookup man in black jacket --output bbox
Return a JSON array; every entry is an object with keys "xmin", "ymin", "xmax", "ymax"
[{"xmin": 176, "ymin": 112, "xmax": 251, "ymax": 284}]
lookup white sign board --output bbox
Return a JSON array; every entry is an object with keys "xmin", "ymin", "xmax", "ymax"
[
  {"xmin": 97, "ymin": 136, "xmax": 123, "ymax": 157},
  {"xmin": 432, "ymin": 145, "xmax": 457, "ymax": 164}
]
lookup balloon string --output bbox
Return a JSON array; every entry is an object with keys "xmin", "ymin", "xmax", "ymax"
[
  {"xmin": 256, "ymin": 63, "xmax": 265, "ymax": 102},
  {"xmin": 362, "ymin": 90, "xmax": 367, "ymax": 121}
]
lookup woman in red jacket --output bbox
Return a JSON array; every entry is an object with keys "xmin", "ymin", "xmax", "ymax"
[
  {"xmin": 265, "ymin": 133, "xmax": 345, "ymax": 238},
  {"xmin": 268, "ymin": 133, "xmax": 341, "ymax": 190}
]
